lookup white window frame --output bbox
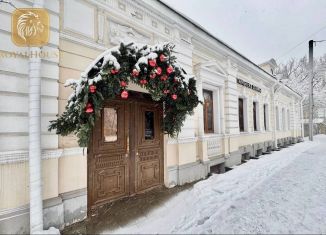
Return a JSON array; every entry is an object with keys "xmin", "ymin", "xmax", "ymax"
[
  {"xmin": 282, "ymin": 107, "xmax": 286, "ymax": 131},
  {"xmin": 276, "ymin": 106, "xmax": 280, "ymax": 130},
  {"xmin": 238, "ymin": 96, "xmax": 248, "ymax": 133},
  {"xmin": 263, "ymin": 103, "xmax": 270, "ymax": 131},
  {"xmin": 195, "ymin": 61, "xmax": 227, "ymax": 137},
  {"xmin": 253, "ymin": 100, "xmax": 260, "ymax": 131},
  {"xmin": 287, "ymin": 109, "xmax": 291, "ymax": 130},
  {"xmin": 202, "ymin": 84, "xmax": 224, "ymax": 135}
]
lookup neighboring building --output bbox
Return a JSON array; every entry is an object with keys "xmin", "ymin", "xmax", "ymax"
[
  {"xmin": 259, "ymin": 58, "xmax": 277, "ymax": 75},
  {"xmin": 0, "ymin": 0, "xmax": 303, "ymax": 233},
  {"xmin": 303, "ymin": 107, "xmax": 326, "ymax": 136}
]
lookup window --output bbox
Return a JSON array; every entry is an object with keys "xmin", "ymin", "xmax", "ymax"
[
  {"xmin": 103, "ymin": 108, "xmax": 118, "ymax": 142},
  {"xmin": 282, "ymin": 108, "xmax": 286, "ymax": 130},
  {"xmin": 287, "ymin": 109, "xmax": 290, "ymax": 130},
  {"xmin": 263, "ymin": 104, "xmax": 269, "ymax": 131},
  {"xmin": 239, "ymin": 98, "xmax": 245, "ymax": 132},
  {"xmin": 145, "ymin": 111, "xmax": 155, "ymax": 140},
  {"xmin": 276, "ymin": 106, "xmax": 280, "ymax": 130},
  {"xmin": 253, "ymin": 101, "xmax": 259, "ymax": 131},
  {"xmin": 203, "ymin": 90, "xmax": 214, "ymax": 133}
]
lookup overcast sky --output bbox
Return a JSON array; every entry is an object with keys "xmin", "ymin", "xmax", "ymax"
[{"xmin": 162, "ymin": 0, "xmax": 326, "ymax": 65}]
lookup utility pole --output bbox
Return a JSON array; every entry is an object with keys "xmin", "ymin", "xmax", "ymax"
[{"xmin": 308, "ymin": 40, "xmax": 314, "ymax": 141}]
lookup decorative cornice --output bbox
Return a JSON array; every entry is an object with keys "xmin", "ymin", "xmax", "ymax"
[
  {"xmin": 60, "ymin": 32, "xmax": 106, "ymax": 51},
  {"xmin": 92, "ymin": 0, "xmax": 174, "ymax": 40}
]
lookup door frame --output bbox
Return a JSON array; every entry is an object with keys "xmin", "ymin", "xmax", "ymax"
[{"xmin": 87, "ymin": 92, "xmax": 165, "ymax": 215}]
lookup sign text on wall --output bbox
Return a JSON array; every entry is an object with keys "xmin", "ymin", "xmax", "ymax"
[{"xmin": 237, "ymin": 78, "xmax": 261, "ymax": 93}]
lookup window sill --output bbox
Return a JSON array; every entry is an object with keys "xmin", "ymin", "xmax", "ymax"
[
  {"xmin": 199, "ymin": 133, "xmax": 224, "ymax": 140},
  {"xmin": 240, "ymin": 131, "xmax": 249, "ymax": 135},
  {"xmin": 240, "ymin": 131, "xmax": 267, "ymax": 136},
  {"xmin": 262, "ymin": 130, "xmax": 272, "ymax": 133}
]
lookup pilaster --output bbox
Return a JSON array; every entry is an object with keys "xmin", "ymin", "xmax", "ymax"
[{"xmin": 225, "ymin": 59, "xmax": 239, "ymax": 135}]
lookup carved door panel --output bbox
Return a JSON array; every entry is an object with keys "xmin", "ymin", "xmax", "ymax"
[
  {"xmin": 133, "ymin": 101, "xmax": 163, "ymax": 193},
  {"xmin": 88, "ymin": 100, "xmax": 129, "ymax": 212},
  {"xmin": 88, "ymin": 95, "xmax": 163, "ymax": 213}
]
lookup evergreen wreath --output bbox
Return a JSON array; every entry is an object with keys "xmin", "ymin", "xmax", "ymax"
[{"xmin": 49, "ymin": 42, "xmax": 201, "ymax": 147}]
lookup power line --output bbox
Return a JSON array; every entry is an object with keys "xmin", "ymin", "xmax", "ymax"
[
  {"xmin": 275, "ymin": 25, "xmax": 326, "ymax": 62},
  {"xmin": 0, "ymin": 0, "xmax": 17, "ymax": 9},
  {"xmin": 314, "ymin": 39, "xmax": 326, "ymax": 43}
]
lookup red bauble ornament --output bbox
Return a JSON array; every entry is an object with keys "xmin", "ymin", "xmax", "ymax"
[
  {"xmin": 167, "ymin": 66, "xmax": 174, "ymax": 74},
  {"xmin": 156, "ymin": 67, "xmax": 162, "ymax": 75},
  {"xmin": 132, "ymin": 69, "xmax": 139, "ymax": 77},
  {"xmin": 140, "ymin": 79, "xmax": 148, "ymax": 85},
  {"xmin": 148, "ymin": 59, "xmax": 157, "ymax": 67},
  {"xmin": 159, "ymin": 54, "xmax": 166, "ymax": 62},
  {"xmin": 171, "ymin": 94, "xmax": 177, "ymax": 100},
  {"xmin": 150, "ymin": 73, "xmax": 156, "ymax": 79},
  {"xmin": 163, "ymin": 89, "xmax": 170, "ymax": 94},
  {"xmin": 120, "ymin": 81, "xmax": 127, "ymax": 87},
  {"xmin": 85, "ymin": 103, "xmax": 94, "ymax": 113},
  {"xmin": 160, "ymin": 74, "xmax": 168, "ymax": 81},
  {"xmin": 89, "ymin": 85, "xmax": 96, "ymax": 93},
  {"xmin": 111, "ymin": 69, "xmax": 119, "ymax": 75},
  {"xmin": 121, "ymin": 90, "xmax": 128, "ymax": 99}
]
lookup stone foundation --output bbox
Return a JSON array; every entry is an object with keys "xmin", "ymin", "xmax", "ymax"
[
  {"xmin": 167, "ymin": 160, "xmax": 210, "ymax": 187},
  {"xmin": 0, "ymin": 188, "xmax": 87, "ymax": 234}
]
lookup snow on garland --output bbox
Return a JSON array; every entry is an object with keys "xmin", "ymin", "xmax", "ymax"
[{"xmin": 49, "ymin": 42, "xmax": 200, "ymax": 147}]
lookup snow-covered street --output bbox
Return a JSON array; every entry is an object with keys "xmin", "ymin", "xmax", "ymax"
[{"xmin": 102, "ymin": 135, "xmax": 326, "ymax": 234}]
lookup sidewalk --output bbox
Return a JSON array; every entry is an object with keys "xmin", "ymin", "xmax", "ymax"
[
  {"xmin": 62, "ymin": 183, "xmax": 195, "ymax": 234},
  {"xmin": 64, "ymin": 135, "xmax": 326, "ymax": 234}
]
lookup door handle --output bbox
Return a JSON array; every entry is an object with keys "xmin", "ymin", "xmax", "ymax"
[
  {"xmin": 125, "ymin": 136, "xmax": 129, "ymax": 159},
  {"xmin": 126, "ymin": 136, "xmax": 129, "ymax": 153}
]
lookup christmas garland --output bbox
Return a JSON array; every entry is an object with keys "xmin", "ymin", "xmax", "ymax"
[{"xmin": 49, "ymin": 42, "xmax": 200, "ymax": 147}]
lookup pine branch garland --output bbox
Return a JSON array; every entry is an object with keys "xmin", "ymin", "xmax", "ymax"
[{"xmin": 49, "ymin": 42, "xmax": 201, "ymax": 147}]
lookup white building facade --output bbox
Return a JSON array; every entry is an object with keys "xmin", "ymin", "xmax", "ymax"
[{"xmin": 0, "ymin": 0, "xmax": 303, "ymax": 233}]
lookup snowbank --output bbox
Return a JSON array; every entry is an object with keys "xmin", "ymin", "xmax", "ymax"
[{"xmin": 104, "ymin": 137, "xmax": 324, "ymax": 234}]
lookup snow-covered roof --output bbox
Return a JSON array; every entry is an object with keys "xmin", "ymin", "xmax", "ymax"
[
  {"xmin": 157, "ymin": 1, "xmax": 277, "ymax": 78},
  {"xmin": 157, "ymin": 1, "xmax": 302, "ymax": 98}
]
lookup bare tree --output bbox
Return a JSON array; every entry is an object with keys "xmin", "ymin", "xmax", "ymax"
[{"xmin": 275, "ymin": 55, "xmax": 326, "ymax": 118}]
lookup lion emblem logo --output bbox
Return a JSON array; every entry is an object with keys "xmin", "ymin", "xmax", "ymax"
[
  {"xmin": 12, "ymin": 8, "xmax": 49, "ymax": 46},
  {"xmin": 17, "ymin": 11, "xmax": 44, "ymax": 41}
]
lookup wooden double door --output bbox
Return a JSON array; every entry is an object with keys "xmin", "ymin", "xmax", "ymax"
[{"xmin": 88, "ymin": 93, "xmax": 164, "ymax": 213}]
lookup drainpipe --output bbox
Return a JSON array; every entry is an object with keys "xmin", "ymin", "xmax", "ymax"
[
  {"xmin": 29, "ymin": 45, "xmax": 43, "ymax": 233},
  {"xmin": 271, "ymin": 83, "xmax": 277, "ymax": 149},
  {"xmin": 28, "ymin": 0, "xmax": 59, "ymax": 234}
]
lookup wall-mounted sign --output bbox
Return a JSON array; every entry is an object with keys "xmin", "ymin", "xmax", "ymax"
[
  {"xmin": 237, "ymin": 78, "xmax": 261, "ymax": 93},
  {"xmin": 12, "ymin": 8, "xmax": 50, "ymax": 47}
]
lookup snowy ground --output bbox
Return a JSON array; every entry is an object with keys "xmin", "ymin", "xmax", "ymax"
[{"xmin": 102, "ymin": 135, "xmax": 326, "ymax": 234}]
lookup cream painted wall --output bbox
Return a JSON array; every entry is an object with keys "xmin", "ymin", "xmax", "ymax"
[
  {"xmin": 166, "ymin": 144, "xmax": 178, "ymax": 167},
  {"xmin": 58, "ymin": 40, "xmax": 104, "ymax": 148},
  {"xmin": 178, "ymin": 142, "xmax": 197, "ymax": 165},
  {"xmin": 276, "ymin": 130, "xmax": 292, "ymax": 139},
  {"xmin": 235, "ymin": 132, "xmax": 273, "ymax": 148},
  {"xmin": 0, "ymin": 159, "xmax": 58, "ymax": 210},
  {"xmin": 58, "ymin": 155, "xmax": 87, "ymax": 194},
  {"xmin": 0, "ymin": 0, "xmax": 60, "ymax": 151}
]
